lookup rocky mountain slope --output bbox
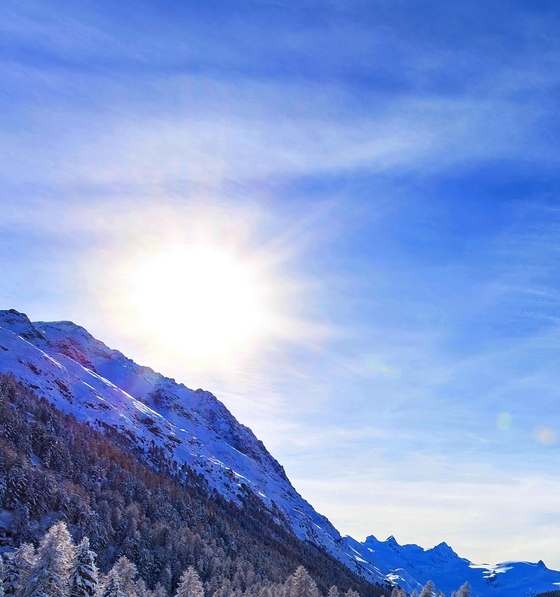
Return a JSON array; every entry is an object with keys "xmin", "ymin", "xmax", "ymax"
[
  {"xmin": 0, "ymin": 309, "xmax": 384, "ymax": 585},
  {"xmin": 1, "ymin": 308, "xmax": 559, "ymax": 597},
  {"xmin": 0, "ymin": 370, "xmax": 388, "ymax": 597}
]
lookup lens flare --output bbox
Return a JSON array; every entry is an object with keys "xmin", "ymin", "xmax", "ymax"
[
  {"xmin": 533, "ymin": 426, "xmax": 557, "ymax": 445},
  {"xmin": 496, "ymin": 412, "xmax": 512, "ymax": 430}
]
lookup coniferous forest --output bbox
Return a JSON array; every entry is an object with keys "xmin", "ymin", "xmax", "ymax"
[
  {"xmin": 0, "ymin": 519, "xmax": 353, "ymax": 597},
  {"xmin": 0, "ymin": 373, "xmax": 392, "ymax": 597}
]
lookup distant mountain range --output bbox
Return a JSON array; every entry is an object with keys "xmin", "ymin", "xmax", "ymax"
[
  {"xmin": 0, "ymin": 308, "xmax": 558, "ymax": 597},
  {"xmin": 346, "ymin": 535, "xmax": 560, "ymax": 597}
]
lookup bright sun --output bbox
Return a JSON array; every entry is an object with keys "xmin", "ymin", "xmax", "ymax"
[{"xmin": 126, "ymin": 245, "xmax": 269, "ymax": 360}]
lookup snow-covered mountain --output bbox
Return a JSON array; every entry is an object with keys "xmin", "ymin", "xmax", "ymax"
[
  {"xmin": 1, "ymin": 308, "xmax": 559, "ymax": 597},
  {"xmin": 347, "ymin": 534, "xmax": 560, "ymax": 596},
  {"xmin": 0, "ymin": 309, "xmax": 384, "ymax": 585}
]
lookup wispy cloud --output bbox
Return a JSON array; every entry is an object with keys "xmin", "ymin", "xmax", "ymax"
[
  {"xmin": 0, "ymin": 76, "xmax": 550, "ymax": 193},
  {"xmin": 295, "ymin": 472, "xmax": 560, "ymax": 566},
  {"xmin": 4, "ymin": 0, "xmax": 560, "ymax": 569}
]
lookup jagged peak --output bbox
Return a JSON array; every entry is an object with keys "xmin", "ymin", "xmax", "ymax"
[
  {"xmin": 431, "ymin": 541, "xmax": 454, "ymax": 552},
  {"xmin": 0, "ymin": 309, "xmax": 46, "ymax": 341},
  {"xmin": 427, "ymin": 541, "xmax": 458, "ymax": 561},
  {"xmin": 363, "ymin": 534, "xmax": 399, "ymax": 548}
]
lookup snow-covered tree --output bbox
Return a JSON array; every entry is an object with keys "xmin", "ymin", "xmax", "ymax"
[
  {"xmin": 3, "ymin": 555, "xmax": 17, "ymax": 597},
  {"xmin": 71, "ymin": 538, "xmax": 99, "ymax": 597},
  {"xmin": 289, "ymin": 567, "xmax": 319, "ymax": 597},
  {"xmin": 174, "ymin": 567, "xmax": 203, "ymax": 597},
  {"xmin": 4, "ymin": 544, "xmax": 36, "ymax": 597},
  {"xmin": 100, "ymin": 574, "xmax": 124, "ymax": 597},
  {"xmin": 158, "ymin": 567, "xmax": 172, "ymax": 596},
  {"xmin": 24, "ymin": 522, "xmax": 76, "ymax": 597},
  {"xmin": 327, "ymin": 586, "xmax": 340, "ymax": 597},
  {"xmin": 101, "ymin": 557, "xmax": 137, "ymax": 597},
  {"xmin": 419, "ymin": 580, "xmax": 435, "ymax": 597},
  {"xmin": 390, "ymin": 588, "xmax": 406, "ymax": 597},
  {"xmin": 0, "ymin": 555, "xmax": 5, "ymax": 597},
  {"xmin": 151, "ymin": 584, "xmax": 168, "ymax": 597},
  {"xmin": 451, "ymin": 582, "xmax": 471, "ymax": 597}
]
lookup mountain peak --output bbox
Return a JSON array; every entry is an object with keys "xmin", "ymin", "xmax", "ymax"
[
  {"xmin": 349, "ymin": 532, "xmax": 560, "ymax": 596},
  {"xmin": 0, "ymin": 308, "xmax": 45, "ymax": 341},
  {"xmin": 427, "ymin": 541, "xmax": 458, "ymax": 563},
  {"xmin": 432, "ymin": 541, "xmax": 454, "ymax": 553}
]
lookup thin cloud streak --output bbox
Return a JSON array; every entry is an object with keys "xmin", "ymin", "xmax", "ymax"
[{"xmin": 0, "ymin": 83, "xmax": 549, "ymax": 191}]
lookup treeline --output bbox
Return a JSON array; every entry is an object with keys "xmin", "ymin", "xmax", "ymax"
[
  {"xmin": 0, "ymin": 373, "xmax": 390, "ymax": 597},
  {"xmin": 0, "ymin": 520, "xmax": 355, "ymax": 597}
]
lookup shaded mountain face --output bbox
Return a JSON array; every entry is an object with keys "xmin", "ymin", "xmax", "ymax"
[
  {"xmin": 0, "ymin": 309, "xmax": 384, "ymax": 585},
  {"xmin": 0, "ymin": 371, "xmax": 388, "ymax": 597},
  {"xmin": 1, "ymin": 308, "xmax": 559, "ymax": 597}
]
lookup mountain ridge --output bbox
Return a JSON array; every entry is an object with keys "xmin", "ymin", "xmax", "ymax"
[
  {"xmin": 1, "ymin": 308, "xmax": 559, "ymax": 597},
  {"xmin": 0, "ymin": 309, "xmax": 384, "ymax": 585},
  {"xmin": 0, "ymin": 369, "xmax": 388, "ymax": 597}
]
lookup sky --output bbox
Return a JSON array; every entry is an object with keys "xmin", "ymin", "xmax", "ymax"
[{"xmin": 2, "ymin": 0, "xmax": 560, "ymax": 568}]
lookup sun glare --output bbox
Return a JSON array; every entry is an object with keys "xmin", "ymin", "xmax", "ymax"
[
  {"xmin": 90, "ymin": 203, "xmax": 320, "ymax": 378},
  {"xmin": 126, "ymin": 245, "xmax": 269, "ymax": 360}
]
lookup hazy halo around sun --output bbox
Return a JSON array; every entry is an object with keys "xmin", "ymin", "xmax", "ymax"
[{"xmin": 84, "ymin": 200, "xmax": 331, "ymax": 384}]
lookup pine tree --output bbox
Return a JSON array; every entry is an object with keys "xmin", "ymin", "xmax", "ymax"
[
  {"xmin": 158, "ymin": 567, "xmax": 172, "ymax": 596},
  {"xmin": 4, "ymin": 544, "xmax": 36, "ymax": 597},
  {"xmin": 24, "ymin": 522, "xmax": 76, "ymax": 597},
  {"xmin": 0, "ymin": 555, "xmax": 5, "ymax": 597},
  {"xmin": 101, "ymin": 557, "xmax": 137, "ymax": 597},
  {"xmin": 133, "ymin": 579, "xmax": 148, "ymax": 597},
  {"xmin": 13, "ymin": 506, "xmax": 32, "ymax": 544},
  {"xmin": 174, "ymin": 567, "xmax": 203, "ymax": 597},
  {"xmin": 3, "ymin": 556, "xmax": 16, "ymax": 597},
  {"xmin": 289, "ymin": 568, "xmax": 319, "ymax": 597},
  {"xmin": 419, "ymin": 581, "xmax": 435, "ymax": 597},
  {"xmin": 390, "ymin": 588, "xmax": 406, "ymax": 597},
  {"xmin": 327, "ymin": 586, "xmax": 340, "ymax": 597},
  {"xmin": 152, "ymin": 584, "xmax": 168, "ymax": 597},
  {"xmin": 451, "ymin": 582, "xmax": 471, "ymax": 597},
  {"xmin": 100, "ymin": 575, "xmax": 125, "ymax": 597},
  {"xmin": 71, "ymin": 538, "xmax": 99, "ymax": 597}
]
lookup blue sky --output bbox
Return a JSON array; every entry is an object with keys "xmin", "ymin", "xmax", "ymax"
[{"xmin": 3, "ymin": 0, "xmax": 560, "ymax": 567}]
